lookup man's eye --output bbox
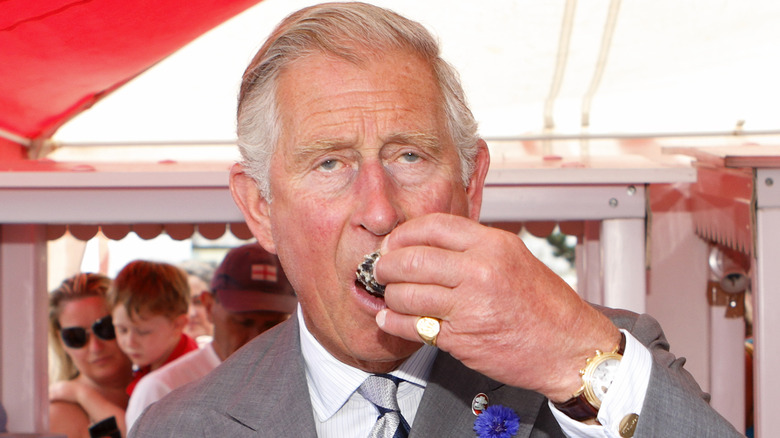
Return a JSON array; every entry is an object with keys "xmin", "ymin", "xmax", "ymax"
[
  {"xmin": 318, "ymin": 159, "xmax": 340, "ymax": 171},
  {"xmin": 400, "ymin": 152, "xmax": 420, "ymax": 163}
]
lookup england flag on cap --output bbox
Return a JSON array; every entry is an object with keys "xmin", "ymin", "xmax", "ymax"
[{"xmin": 251, "ymin": 263, "xmax": 277, "ymax": 282}]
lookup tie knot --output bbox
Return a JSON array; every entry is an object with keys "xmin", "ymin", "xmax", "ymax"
[
  {"xmin": 358, "ymin": 374, "xmax": 401, "ymax": 412},
  {"xmin": 358, "ymin": 374, "xmax": 409, "ymax": 438}
]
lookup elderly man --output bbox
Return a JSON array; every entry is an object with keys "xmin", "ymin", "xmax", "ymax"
[
  {"xmin": 130, "ymin": 3, "xmax": 740, "ymax": 437},
  {"xmin": 125, "ymin": 243, "xmax": 295, "ymax": 429}
]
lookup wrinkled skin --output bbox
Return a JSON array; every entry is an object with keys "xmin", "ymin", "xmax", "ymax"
[
  {"xmin": 231, "ymin": 48, "xmax": 619, "ymax": 400},
  {"xmin": 374, "ymin": 213, "xmax": 618, "ymax": 401}
]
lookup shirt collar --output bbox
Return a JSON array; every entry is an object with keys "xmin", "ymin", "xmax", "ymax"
[{"xmin": 298, "ymin": 306, "xmax": 437, "ymax": 421}]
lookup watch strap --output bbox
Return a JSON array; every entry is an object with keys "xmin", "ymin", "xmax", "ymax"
[
  {"xmin": 553, "ymin": 392, "xmax": 600, "ymax": 421},
  {"xmin": 552, "ymin": 332, "xmax": 627, "ymax": 421}
]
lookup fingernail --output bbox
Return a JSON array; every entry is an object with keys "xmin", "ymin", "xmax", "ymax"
[
  {"xmin": 379, "ymin": 235, "xmax": 390, "ymax": 254},
  {"xmin": 376, "ymin": 309, "xmax": 387, "ymax": 327}
]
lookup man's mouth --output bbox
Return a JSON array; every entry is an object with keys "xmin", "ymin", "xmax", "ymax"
[{"xmin": 355, "ymin": 279, "xmax": 384, "ymax": 299}]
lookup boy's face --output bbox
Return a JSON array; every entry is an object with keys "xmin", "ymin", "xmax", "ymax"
[{"xmin": 111, "ymin": 304, "xmax": 185, "ymax": 370}]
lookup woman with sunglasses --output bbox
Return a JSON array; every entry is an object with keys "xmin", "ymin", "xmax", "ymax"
[{"xmin": 48, "ymin": 273, "xmax": 133, "ymax": 438}]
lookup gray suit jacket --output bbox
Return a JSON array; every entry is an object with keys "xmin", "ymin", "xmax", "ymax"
[{"xmin": 130, "ymin": 307, "xmax": 741, "ymax": 437}]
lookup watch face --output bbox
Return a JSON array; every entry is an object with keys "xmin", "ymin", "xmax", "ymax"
[
  {"xmin": 590, "ymin": 357, "xmax": 620, "ymax": 401},
  {"xmin": 582, "ymin": 352, "xmax": 622, "ymax": 409}
]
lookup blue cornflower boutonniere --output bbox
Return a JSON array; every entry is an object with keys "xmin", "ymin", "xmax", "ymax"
[{"xmin": 473, "ymin": 404, "xmax": 521, "ymax": 438}]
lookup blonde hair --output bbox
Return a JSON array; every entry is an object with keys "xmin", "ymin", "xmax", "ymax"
[
  {"xmin": 108, "ymin": 260, "xmax": 190, "ymax": 320},
  {"xmin": 48, "ymin": 273, "xmax": 113, "ymax": 382},
  {"xmin": 237, "ymin": 2, "xmax": 479, "ymax": 200}
]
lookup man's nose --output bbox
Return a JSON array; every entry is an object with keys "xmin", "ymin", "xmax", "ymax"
[{"xmin": 355, "ymin": 161, "xmax": 401, "ymax": 236}]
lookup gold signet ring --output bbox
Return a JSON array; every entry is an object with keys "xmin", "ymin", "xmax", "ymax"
[{"xmin": 415, "ymin": 316, "xmax": 441, "ymax": 346}]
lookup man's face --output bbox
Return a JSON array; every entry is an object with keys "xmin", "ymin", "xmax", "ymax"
[
  {"xmin": 256, "ymin": 49, "xmax": 479, "ymax": 372},
  {"xmin": 208, "ymin": 296, "xmax": 290, "ymax": 360}
]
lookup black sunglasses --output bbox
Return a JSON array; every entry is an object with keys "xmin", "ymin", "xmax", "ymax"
[{"xmin": 60, "ymin": 315, "xmax": 116, "ymax": 349}]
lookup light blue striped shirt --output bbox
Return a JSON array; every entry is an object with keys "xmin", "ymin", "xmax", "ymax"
[{"xmin": 298, "ymin": 310, "xmax": 437, "ymax": 438}]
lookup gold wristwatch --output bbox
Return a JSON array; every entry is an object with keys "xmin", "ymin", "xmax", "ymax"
[{"xmin": 553, "ymin": 332, "xmax": 626, "ymax": 421}]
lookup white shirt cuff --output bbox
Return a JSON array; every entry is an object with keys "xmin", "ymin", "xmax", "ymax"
[{"xmin": 549, "ymin": 329, "xmax": 652, "ymax": 438}]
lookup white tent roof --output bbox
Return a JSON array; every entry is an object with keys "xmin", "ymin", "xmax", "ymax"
[{"xmin": 52, "ymin": 0, "xmax": 780, "ymax": 149}]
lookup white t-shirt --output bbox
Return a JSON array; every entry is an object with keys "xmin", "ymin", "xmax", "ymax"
[{"xmin": 125, "ymin": 342, "xmax": 221, "ymax": 430}]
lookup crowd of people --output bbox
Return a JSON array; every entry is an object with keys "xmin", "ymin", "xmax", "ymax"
[{"xmin": 46, "ymin": 243, "xmax": 295, "ymax": 438}]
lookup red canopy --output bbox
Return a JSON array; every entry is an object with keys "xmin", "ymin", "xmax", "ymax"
[{"xmin": 0, "ymin": 0, "xmax": 262, "ymax": 143}]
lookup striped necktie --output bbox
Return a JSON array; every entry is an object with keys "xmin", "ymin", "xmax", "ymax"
[{"xmin": 358, "ymin": 374, "xmax": 410, "ymax": 438}]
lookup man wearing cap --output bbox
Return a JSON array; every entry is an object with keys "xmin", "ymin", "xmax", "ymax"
[{"xmin": 124, "ymin": 243, "xmax": 296, "ymax": 429}]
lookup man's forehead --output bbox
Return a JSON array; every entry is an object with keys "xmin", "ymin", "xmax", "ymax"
[
  {"xmin": 278, "ymin": 48, "xmax": 436, "ymax": 91},
  {"xmin": 276, "ymin": 53, "xmax": 442, "ymax": 124}
]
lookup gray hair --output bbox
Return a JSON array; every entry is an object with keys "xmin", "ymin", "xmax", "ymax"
[{"xmin": 237, "ymin": 2, "xmax": 480, "ymax": 200}]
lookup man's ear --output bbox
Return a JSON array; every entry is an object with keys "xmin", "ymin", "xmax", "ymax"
[
  {"xmin": 200, "ymin": 292, "xmax": 216, "ymax": 323},
  {"xmin": 466, "ymin": 139, "xmax": 490, "ymax": 222},
  {"xmin": 229, "ymin": 163, "xmax": 276, "ymax": 254}
]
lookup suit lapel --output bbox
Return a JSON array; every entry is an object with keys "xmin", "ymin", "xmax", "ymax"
[
  {"xmin": 410, "ymin": 351, "xmax": 549, "ymax": 438},
  {"xmin": 202, "ymin": 317, "xmax": 557, "ymax": 437},
  {"xmin": 218, "ymin": 316, "xmax": 319, "ymax": 437}
]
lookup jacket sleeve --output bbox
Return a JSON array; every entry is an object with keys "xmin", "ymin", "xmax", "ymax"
[{"xmin": 602, "ymin": 307, "xmax": 743, "ymax": 437}]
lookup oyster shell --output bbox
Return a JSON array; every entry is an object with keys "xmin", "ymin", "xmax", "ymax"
[{"xmin": 356, "ymin": 250, "xmax": 386, "ymax": 297}]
